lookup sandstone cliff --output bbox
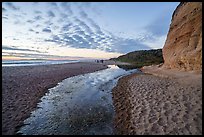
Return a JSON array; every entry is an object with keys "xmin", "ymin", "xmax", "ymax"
[{"xmin": 162, "ymin": 2, "xmax": 202, "ymax": 72}]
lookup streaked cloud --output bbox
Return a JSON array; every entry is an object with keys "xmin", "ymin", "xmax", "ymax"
[
  {"xmin": 2, "ymin": 45, "xmax": 45, "ymax": 53},
  {"xmin": 5, "ymin": 2, "xmax": 20, "ymax": 11},
  {"xmin": 42, "ymin": 27, "xmax": 52, "ymax": 33},
  {"xmin": 47, "ymin": 11, "xmax": 55, "ymax": 18},
  {"xmin": 27, "ymin": 20, "xmax": 35, "ymax": 23},
  {"xmin": 60, "ymin": 2, "xmax": 73, "ymax": 15},
  {"xmin": 34, "ymin": 15, "xmax": 43, "ymax": 20},
  {"xmin": 145, "ymin": 14, "xmax": 171, "ymax": 37},
  {"xmin": 2, "ymin": 7, "xmax": 7, "ymax": 12},
  {"xmin": 34, "ymin": 10, "xmax": 42, "ymax": 14},
  {"xmin": 28, "ymin": 28, "xmax": 34, "ymax": 32},
  {"xmin": 3, "ymin": 16, "xmax": 8, "ymax": 20}
]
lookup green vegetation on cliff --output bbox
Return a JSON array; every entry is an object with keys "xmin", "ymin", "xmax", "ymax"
[{"xmin": 111, "ymin": 49, "xmax": 164, "ymax": 68}]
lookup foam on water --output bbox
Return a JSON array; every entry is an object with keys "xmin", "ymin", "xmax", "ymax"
[{"xmin": 2, "ymin": 60, "xmax": 79, "ymax": 67}]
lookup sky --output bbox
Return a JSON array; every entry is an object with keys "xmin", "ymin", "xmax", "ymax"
[{"xmin": 2, "ymin": 2, "xmax": 179, "ymax": 60}]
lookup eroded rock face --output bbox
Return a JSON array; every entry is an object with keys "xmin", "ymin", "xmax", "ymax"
[{"xmin": 162, "ymin": 2, "xmax": 202, "ymax": 72}]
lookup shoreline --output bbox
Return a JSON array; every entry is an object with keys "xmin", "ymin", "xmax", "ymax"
[
  {"xmin": 112, "ymin": 66, "xmax": 202, "ymax": 135},
  {"xmin": 2, "ymin": 62, "xmax": 110, "ymax": 135},
  {"xmin": 3, "ymin": 59, "xmax": 201, "ymax": 135}
]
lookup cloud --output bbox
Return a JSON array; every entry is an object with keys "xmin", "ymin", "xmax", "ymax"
[
  {"xmin": 44, "ymin": 34, "xmax": 62, "ymax": 44},
  {"xmin": 135, "ymin": 33, "xmax": 154, "ymax": 42},
  {"xmin": 76, "ymin": 2, "xmax": 102, "ymax": 17},
  {"xmin": 3, "ymin": 16, "xmax": 8, "ymax": 20},
  {"xmin": 112, "ymin": 38, "xmax": 150, "ymax": 53},
  {"xmin": 138, "ymin": 13, "xmax": 171, "ymax": 49},
  {"xmin": 76, "ymin": 2, "xmax": 94, "ymax": 12},
  {"xmin": 34, "ymin": 15, "xmax": 43, "ymax": 20},
  {"xmin": 141, "ymin": 35, "xmax": 167, "ymax": 49},
  {"xmin": 60, "ymin": 2, "xmax": 73, "ymax": 15},
  {"xmin": 2, "ymin": 45, "xmax": 45, "ymax": 53},
  {"xmin": 34, "ymin": 10, "xmax": 42, "ymax": 14},
  {"xmin": 145, "ymin": 14, "xmax": 171, "ymax": 37},
  {"xmin": 5, "ymin": 2, "xmax": 20, "ymax": 11},
  {"xmin": 45, "ymin": 25, "xmax": 151, "ymax": 54},
  {"xmin": 75, "ymin": 30, "xmax": 86, "ymax": 36},
  {"xmin": 42, "ymin": 28, "xmax": 52, "ymax": 33},
  {"xmin": 74, "ymin": 18, "xmax": 94, "ymax": 35},
  {"xmin": 27, "ymin": 20, "xmax": 35, "ymax": 24},
  {"xmin": 61, "ymin": 23, "xmax": 73, "ymax": 31},
  {"xmin": 62, "ymin": 35, "xmax": 77, "ymax": 45},
  {"xmin": 3, "ymin": 52, "xmax": 82, "ymax": 59},
  {"xmin": 49, "ymin": 2, "xmax": 58, "ymax": 9},
  {"xmin": 46, "ymin": 32, "xmax": 92, "ymax": 49},
  {"xmin": 72, "ymin": 34, "xmax": 85, "ymax": 42},
  {"xmin": 57, "ymin": 18, "xmax": 64, "ymax": 23},
  {"xmin": 3, "ymin": 2, "xmax": 155, "ymax": 56},
  {"xmin": 87, "ymin": 18, "xmax": 104, "ymax": 36},
  {"xmin": 28, "ymin": 28, "xmax": 34, "ymax": 32},
  {"xmin": 43, "ymin": 10, "xmax": 151, "ymax": 53},
  {"xmin": 13, "ymin": 38, "xmax": 19, "ymax": 40},
  {"xmin": 35, "ymin": 24, "xmax": 41, "ymax": 28},
  {"xmin": 2, "ymin": 7, "xmax": 7, "ymax": 12},
  {"xmin": 60, "ymin": 13, "xmax": 69, "ymax": 19},
  {"xmin": 79, "ymin": 10, "xmax": 88, "ymax": 18},
  {"xmin": 53, "ymin": 25, "xmax": 60, "ymax": 30},
  {"xmin": 77, "ymin": 10, "xmax": 104, "ymax": 35},
  {"xmin": 14, "ymin": 20, "xmax": 22, "ymax": 25},
  {"xmin": 47, "ymin": 11, "xmax": 55, "ymax": 18}
]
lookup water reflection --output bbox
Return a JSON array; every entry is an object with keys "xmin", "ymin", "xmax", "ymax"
[
  {"xmin": 18, "ymin": 65, "xmax": 141, "ymax": 135},
  {"xmin": 116, "ymin": 64, "xmax": 140, "ymax": 71}
]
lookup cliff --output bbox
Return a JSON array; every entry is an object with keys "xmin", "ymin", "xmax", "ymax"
[{"xmin": 162, "ymin": 2, "xmax": 202, "ymax": 72}]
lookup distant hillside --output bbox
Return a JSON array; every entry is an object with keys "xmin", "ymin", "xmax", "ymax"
[{"xmin": 111, "ymin": 49, "xmax": 164, "ymax": 68}]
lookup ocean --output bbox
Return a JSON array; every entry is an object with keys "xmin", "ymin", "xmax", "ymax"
[{"xmin": 2, "ymin": 60, "xmax": 80, "ymax": 67}]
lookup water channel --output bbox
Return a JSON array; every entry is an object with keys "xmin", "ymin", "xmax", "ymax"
[{"xmin": 18, "ymin": 65, "xmax": 141, "ymax": 135}]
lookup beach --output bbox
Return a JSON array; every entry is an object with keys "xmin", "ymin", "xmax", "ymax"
[
  {"xmin": 112, "ymin": 66, "xmax": 202, "ymax": 135},
  {"xmin": 2, "ymin": 1, "xmax": 201, "ymax": 135},
  {"xmin": 2, "ymin": 61, "xmax": 111, "ymax": 135},
  {"xmin": 2, "ymin": 61, "xmax": 202, "ymax": 135}
]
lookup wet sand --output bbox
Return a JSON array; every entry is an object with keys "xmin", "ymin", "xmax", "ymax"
[
  {"xmin": 2, "ymin": 62, "xmax": 109, "ymax": 135},
  {"xmin": 112, "ymin": 66, "xmax": 202, "ymax": 135}
]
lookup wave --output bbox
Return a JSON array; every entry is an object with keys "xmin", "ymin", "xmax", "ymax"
[{"xmin": 2, "ymin": 60, "xmax": 79, "ymax": 67}]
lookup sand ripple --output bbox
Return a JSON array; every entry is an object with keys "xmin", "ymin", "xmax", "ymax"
[{"xmin": 112, "ymin": 73, "xmax": 202, "ymax": 135}]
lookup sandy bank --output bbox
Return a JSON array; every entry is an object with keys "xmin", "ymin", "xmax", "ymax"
[{"xmin": 112, "ymin": 65, "xmax": 202, "ymax": 135}]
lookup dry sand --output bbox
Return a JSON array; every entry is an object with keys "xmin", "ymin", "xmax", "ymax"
[
  {"xmin": 112, "ymin": 65, "xmax": 202, "ymax": 135},
  {"xmin": 2, "ymin": 62, "xmax": 109, "ymax": 135}
]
